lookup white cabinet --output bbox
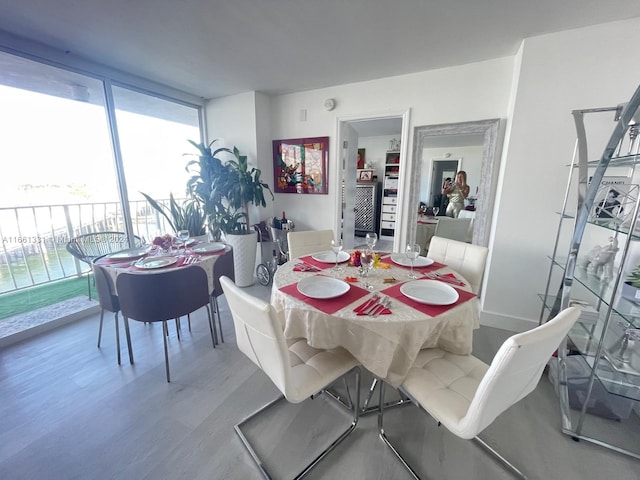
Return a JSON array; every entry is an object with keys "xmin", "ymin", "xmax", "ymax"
[{"xmin": 380, "ymin": 151, "xmax": 400, "ymax": 238}]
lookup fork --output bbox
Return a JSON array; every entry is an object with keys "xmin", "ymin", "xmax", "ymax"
[{"xmin": 370, "ymin": 296, "xmax": 391, "ymax": 317}]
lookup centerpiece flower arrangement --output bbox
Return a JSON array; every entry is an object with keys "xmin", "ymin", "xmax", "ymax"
[{"xmin": 152, "ymin": 233, "xmax": 175, "ymax": 252}]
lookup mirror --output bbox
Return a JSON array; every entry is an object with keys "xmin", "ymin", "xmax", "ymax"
[{"xmin": 408, "ymin": 119, "xmax": 501, "ymax": 246}]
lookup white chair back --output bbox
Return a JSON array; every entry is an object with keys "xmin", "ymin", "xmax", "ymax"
[
  {"xmin": 287, "ymin": 229, "xmax": 334, "ymax": 259},
  {"xmin": 428, "ymin": 236, "xmax": 488, "ymax": 294},
  {"xmin": 220, "ymin": 276, "xmax": 292, "ymax": 397},
  {"xmin": 433, "ymin": 217, "xmax": 472, "ymax": 243},
  {"xmin": 456, "ymin": 306, "xmax": 580, "ymax": 438}
]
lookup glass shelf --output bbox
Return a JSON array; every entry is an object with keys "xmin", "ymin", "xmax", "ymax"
[{"xmin": 587, "ymin": 153, "xmax": 640, "ymax": 168}]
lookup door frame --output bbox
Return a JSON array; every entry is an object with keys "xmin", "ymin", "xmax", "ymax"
[
  {"xmin": 334, "ymin": 109, "xmax": 411, "ymax": 251},
  {"xmin": 430, "ymin": 158, "xmax": 461, "ymax": 206}
]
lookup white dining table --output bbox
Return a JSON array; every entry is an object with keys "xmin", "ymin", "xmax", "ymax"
[
  {"xmin": 94, "ymin": 244, "xmax": 231, "ymax": 294},
  {"xmin": 271, "ymin": 251, "xmax": 480, "ymax": 387}
]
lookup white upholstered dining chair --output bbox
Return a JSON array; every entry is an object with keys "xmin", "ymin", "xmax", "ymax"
[
  {"xmin": 427, "ymin": 236, "xmax": 489, "ymax": 294},
  {"xmin": 287, "ymin": 229, "xmax": 334, "ymax": 260},
  {"xmin": 220, "ymin": 276, "xmax": 360, "ymax": 479},
  {"xmin": 432, "ymin": 216, "xmax": 472, "ymax": 243},
  {"xmin": 378, "ymin": 306, "xmax": 581, "ymax": 479}
]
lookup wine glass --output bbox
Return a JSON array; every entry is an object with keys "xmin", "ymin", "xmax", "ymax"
[
  {"xmin": 360, "ymin": 250, "xmax": 375, "ymax": 290},
  {"xmin": 177, "ymin": 229, "xmax": 190, "ymax": 255},
  {"xmin": 432, "ymin": 206, "xmax": 440, "ymax": 217},
  {"xmin": 331, "ymin": 238, "xmax": 344, "ymax": 271},
  {"xmin": 405, "ymin": 243, "xmax": 421, "ymax": 279},
  {"xmin": 365, "ymin": 232, "xmax": 378, "ymax": 250}
]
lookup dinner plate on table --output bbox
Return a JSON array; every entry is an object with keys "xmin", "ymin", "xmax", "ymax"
[
  {"xmin": 106, "ymin": 247, "xmax": 149, "ymax": 260},
  {"xmin": 297, "ymin": 276, "xmax": 350, "ymax": 299},
  {"xmin": 390, "ymin": 254, "xmax": 434, "ymax": 268},
  {"xmin": 192, "ymin": 242, "xmax": 226, "ymax": 253},
  {"xmin": 311, "ymin": 251, "xmax": 350, "ymax": 263},
  {"xmin": 134, "ymin": 256, "xmax": 178, "ymax": 269},
  {"xmin": 400, "ymin": 279, "xmax": 459, "ymax": 305}
]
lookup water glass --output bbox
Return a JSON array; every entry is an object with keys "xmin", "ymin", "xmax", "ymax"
[
  {"xmin": 331, "ymin": 238, "xmax": 343, "ymax": 271},
  {"xmin": 177, "ymin": 230, "xmax": 190, "ymax": 255},
  {"xmin": 405, "ymin": 243, "xmax": 421, "ymax": 279},
  {"xmin": 360, "ymin": 250, "xmax": 374, "ymax": 290},
  {"xmin": 365, "ymin": 232, "xmax": 378, "ymax": 250},
  {"xmin": 432, "ymin": 207, "xmax": 440, "ymax": 217}
]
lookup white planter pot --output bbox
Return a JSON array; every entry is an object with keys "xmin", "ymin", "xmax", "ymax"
[
  {"xmin": 621, "ymin": 281, "xmax": 640, "ymax": 304},
  {"xmin": 224, "ymin": 231, "xmax": 258, "ymax": 287}
]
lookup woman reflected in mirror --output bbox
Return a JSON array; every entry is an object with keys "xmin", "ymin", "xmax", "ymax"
[{"xmin": 442, "ymin": 171, "xmax": 470, "ymax": 218}]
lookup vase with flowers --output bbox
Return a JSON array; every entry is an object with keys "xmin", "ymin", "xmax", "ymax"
[{"xmin": 152, "ymin": 233, "xmax": 176, "ymax": 255}]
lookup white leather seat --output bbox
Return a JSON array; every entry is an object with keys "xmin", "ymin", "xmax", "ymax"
[
  {"xmin": 287, "ymin": 229, "xmax": 334, "ymax": 260},
  {"xmin": 378, "ymin": 306, "xmax": 581, "ymax": 479},
  {"xmin": 432, "ymin": 217, "xmax": 472, "ymax": 243},
  {"xmin": 220, "ymin": 276, "xmax": 360, "ymax": 478},
  {"xmin": 427, "ymin": 236, "xmax": 488, "ymax": 294}
]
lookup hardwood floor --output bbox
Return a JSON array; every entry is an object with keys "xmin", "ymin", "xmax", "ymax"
[{"xmin": 1, "ymin": 283, "xmax": 639, "ymax": 479}]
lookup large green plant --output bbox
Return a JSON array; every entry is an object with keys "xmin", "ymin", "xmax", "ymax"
[
  {"xmin": 184, "ymin": 139, "xmax": 230, "ymax": 240},
  {"xmin": 214, "ymin": 146, "xmax": 274, "ymax": 235},
  {"xmin": 140, "ymin": 192, "xmax": 207, "ymax": 236},
  {"xmin": 627, "ymin": 265, "xmax": 640, "ymax": 288}
]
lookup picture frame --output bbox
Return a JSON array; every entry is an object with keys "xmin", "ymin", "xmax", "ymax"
[
  {"xmin": 358, "ymin": 169, "xmax": 374, "ymax": 182},
  {"xmin": 272, "ymin": 136, "xmax": 329, "ymax": 194},
  {"xmin": 357, "ymin": 148, "xmax": 365, "ymax": 169}
]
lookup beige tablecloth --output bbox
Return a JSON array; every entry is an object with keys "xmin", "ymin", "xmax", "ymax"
[
  {"xmin": 95, "ymin": 246, "xmax": 230, "ymax": 294},
  {"xmin": 271, "ymin": 253, "xmax": 479, "ymax": 387}
]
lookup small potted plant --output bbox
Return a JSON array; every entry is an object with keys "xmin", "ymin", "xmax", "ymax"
[
  {"xmin": 141, "ymin": 192, "xmax": 207, "ymax": 238},
  {"xmin": 622, "ymin": 264, "xmax": 640, "ymax": 303}
]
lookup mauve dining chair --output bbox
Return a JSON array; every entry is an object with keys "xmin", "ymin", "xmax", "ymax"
[
  {"xmin": 208, "ymin": 246, "xmax": 234, "ymax": 344},
  {"xmin": 92, "ymin": 261, "xmax": 133, "ymax": 366},
  {"xmin": 220, "ymin": 275, "xmax": 360, "ymax": 479},
  {"xmin": 116, "ymin": 266, "xmax": 215, "ymax": 382},
  {"xmin": 378, "ymin": 306, "xmax": 581, "ymax": 479}
]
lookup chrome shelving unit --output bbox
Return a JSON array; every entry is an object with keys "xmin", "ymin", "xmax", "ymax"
[{"xmin": 540, "ymin": 85, "xmax": 640, "ymax": 460}]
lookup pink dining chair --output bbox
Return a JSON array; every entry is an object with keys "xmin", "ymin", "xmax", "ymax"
[
  {"xmin": 116, "ymin": 266, "xmax": 215, "ymax": 382},
  {"xmin": 378, "ymin": 306, "xmax": 581, "ymax": 479},
  {"xmin": 220, "ymin": 275, "xmax": 360, "ymax": 479}
]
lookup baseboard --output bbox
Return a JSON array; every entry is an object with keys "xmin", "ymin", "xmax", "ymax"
[
  {"xmin": 479, "ymin": 310, "xmax": 538, "ymax": 333},
  {"xmin": 0, "ymin": 305, "xmax": 100, "ymax": 348}
]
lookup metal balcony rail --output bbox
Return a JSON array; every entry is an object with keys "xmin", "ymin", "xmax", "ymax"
[{"xmin": 0, "ymin": 199, "xmax": 180, "ymax": 295}]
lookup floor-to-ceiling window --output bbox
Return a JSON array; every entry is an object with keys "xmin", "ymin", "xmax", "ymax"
[{"xmin": 0, "ymin": 48, "xmax": 203, "ymax": 297}]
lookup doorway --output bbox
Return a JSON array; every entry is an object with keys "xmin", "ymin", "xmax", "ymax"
[
  {"xmin": 336, "ymin": 111, "xmax": 410, "ymax": 250},
  {"xmin": 430, "ymin": 159, "xmax": 460, "ymax": 206}
]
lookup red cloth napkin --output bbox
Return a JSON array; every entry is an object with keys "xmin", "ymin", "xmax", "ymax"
[
  {"xmin": 353, "ymin": 296, "xmax": 391, "ymax": 316},
  {"xmin": 379, "ymin": 255, "xmax": 445, "ymax": 273},
  {"xmin": 424, "ymin": 272, "xmax": 466, "ymax": 287},
  {"xmin": 380, "ymin": 281, "xmax": 476, "ymax": 317},
  {"xmin": 298, "ymin": 254, "xmax": 340, "ymax": 270},
  {"xmin": 279, "ymin": 279, "xmax": 369, "ymax": 314},
  {"xmin": 293, "ymin": 262, "xmax": 320, "ymax": 272}
]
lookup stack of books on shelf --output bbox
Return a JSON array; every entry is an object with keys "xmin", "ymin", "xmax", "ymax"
[{"xmin": 569, "ymin": 299, "xmax": 599, "ymax": 325}]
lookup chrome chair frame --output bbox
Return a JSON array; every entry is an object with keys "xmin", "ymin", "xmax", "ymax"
[{"xmin": 235, "ymin": 367, "xmax": 361, "ymax": 480}]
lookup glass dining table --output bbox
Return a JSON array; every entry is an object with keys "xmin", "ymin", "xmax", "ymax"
[{"xmin": 271, "ymin": 250, "xmax": 480, "ymax": 388}]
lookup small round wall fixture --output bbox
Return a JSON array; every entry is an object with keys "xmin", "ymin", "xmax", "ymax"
[{"xmin": 324, "ymin": 98, "xmax": 336, "ymax": 111}]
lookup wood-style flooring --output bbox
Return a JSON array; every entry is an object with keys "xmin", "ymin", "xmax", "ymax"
[{"xmin": 1, "ymin": 283, "xmax": 639, "ymax": 479}]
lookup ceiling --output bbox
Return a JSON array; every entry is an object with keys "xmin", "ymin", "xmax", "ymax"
[{"xmin": 1, "ymin": 1, "xmax": 640, "ymax": 100}]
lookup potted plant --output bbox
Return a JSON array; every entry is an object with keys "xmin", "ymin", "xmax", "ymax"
[
  {"xmin": 622, "ymin": 265, "xmax": 640, "ymax": 303},
  {"xmin": 213, "ymin": 146, "xmax": 274, "ymax": 286},
  {"xmin": 184, "ymin": 139, "xmax": 231, "ymax": 241},
  {"xmin": 140, "ymin": 192, "xmax": 207, "ymax": 238}
]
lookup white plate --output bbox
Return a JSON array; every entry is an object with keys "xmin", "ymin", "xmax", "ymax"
[
  {"xmin": 390, "ymin": 254, "xmax": 434, "ymax": 268},
  {"xmin": 192, "ymin": 242, "xmax": 226, "ymax": 253},
  {"xmin": 297, "ymin": 276, "xmax": 350, "ymax": 299},
  {"xmin": 400, "ymin": 279, "xmax": 459, "ymax": 305},
  {"xmin": 134, "ymin": 256, "xmax": 178, "ymax": 269},
  {"xmin": 311, "ymin": 251, "xmax": 350, "ymax": 263},
  {"xmin": 106, "ymin": 247, "xmax": 149, "ymax": 260}
]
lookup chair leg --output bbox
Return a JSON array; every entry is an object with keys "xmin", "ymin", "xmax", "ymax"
[
  {"xmin": 187, "ymin": 313, "xmax": 192, "ymax": 332},
  {"xmin": 205, "ymin": 304, "xmax": 216, "ymax": 349},
  {"xmin": 114, "ymin": 311, "xmax": 121, "ymax": 366},
  {"xmin": 209, "ymin": 298, "xmax": 219, "ymax": 345},
  {"xmin": 175, "ymin": 318, "xmax": 181, "ymax": 340},
  {"xmin": 213, "ymin": 296, "xmax": 224, "ymax": 343},
  {"xmin": 87, "ymin": 274, "xmax": 92, "ymax": 301},
  {"xmin": 162, "ymin": 320, "xmax": 171, "ymax": 382},
  {"xmin": 97, "ymin": 308, "xmax": 105, "ymax": 348},
  {"xmin": 378, "ymin": 382, "xmax": 528, "ymax": 480},
  {"xmin": 123, "ymin": 315, "xmax": 134, "ymax": 364},
  {"xmin": 235, "ymin": 367, "xmax": 360, "ymax": 479}
]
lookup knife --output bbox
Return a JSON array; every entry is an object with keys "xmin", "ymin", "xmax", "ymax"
[{"xmin": 361, "ymin": 295, "xmax": 381, "ymax": 315}]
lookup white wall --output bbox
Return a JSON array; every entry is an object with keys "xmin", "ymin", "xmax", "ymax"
[{"xmin": 483, "ymin": 17, "xmax": 640, "ymax": 330}]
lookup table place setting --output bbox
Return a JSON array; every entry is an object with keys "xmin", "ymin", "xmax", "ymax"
[
  {"xmin": 379, "ymin": 253, "xmax": 445, "ymax": 273},
  {"xmin": 297, "ymin": 252, "xmax": 349, "ymax": 270},
  {"xmin": 380, "ymin": 279, "xmax": 476, "ymax": 317},
  {"xmin": 279, "ymin": 274, "xmax": 369, "ymax": 314}
]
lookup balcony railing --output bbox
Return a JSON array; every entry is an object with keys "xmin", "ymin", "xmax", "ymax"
[{"xmin": 0, "ymin": 199, "xmax": 178, "ymax": 295}]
